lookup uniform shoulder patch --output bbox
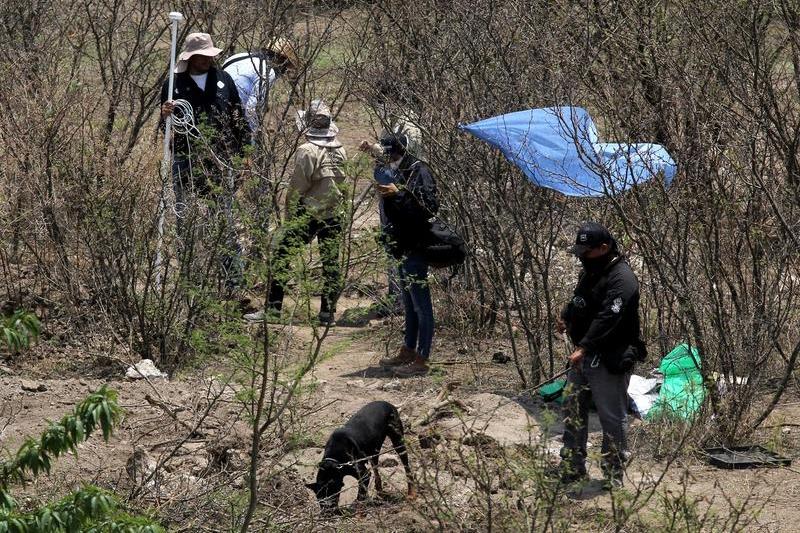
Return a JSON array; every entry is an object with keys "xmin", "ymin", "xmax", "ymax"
[{"xmin": 611, "ymin": 297, "xmax": 623, "ymax": 313}]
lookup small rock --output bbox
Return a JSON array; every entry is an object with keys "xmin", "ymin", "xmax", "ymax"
[
  {"xmin": 449, "ymin": 461, "xmax": 470, "ymax": 478},
  {"xmin": 378, "ymin": 456, "xmax": 399, "ymax": 468},
  {"xmin": 125, "ymin": 449, "xmax": 158, "ymax": 484},
  {"xmin": 0, "ymin": 365, "xmax": 14, "ymax": 376},
  {"xmin": 336, "ymin": 306, "xmax": 375, "ymax": 327},
  {"xmin": 380, "ymin": 379, "xmax": 402, "ymax": 391},
  {"xmin": 182, "ymin": 442, "xmax": 205, "ymax": 453},
  {"xmin": 172, "ymin": 453, "xmax": 210, "ymax": 476},
  {"xmin": 21, "ymin": 380, "xmax": 46, "ymax": 392},
  {"xmin": 346, "ymin": 379, "xmax": 365, "ymax": 388},
  {"xmin": 782, "ymin": 427, "xmax": 792, "ymax": 435},
  {"xmin": 492, "ymin": 351, "xmax": 511, "ymax": 364},
  {"xmin": 126, "ymin": 359, "xmax": 167, "ymax": 380}
]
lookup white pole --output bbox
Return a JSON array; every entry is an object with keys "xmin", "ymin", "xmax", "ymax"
[{"xmin": 155, "ymin": 11, "xmax": 184, "ymax": 288}]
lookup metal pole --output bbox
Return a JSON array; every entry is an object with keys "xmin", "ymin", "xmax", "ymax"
[{"xmin": 155, "ymin": 11, "xmax": 184, "ymax": 288}]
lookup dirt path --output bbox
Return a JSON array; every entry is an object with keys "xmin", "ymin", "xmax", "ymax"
[{"xmin": 2, "ymin": 312, "xmax": 800, "ymax": 531}]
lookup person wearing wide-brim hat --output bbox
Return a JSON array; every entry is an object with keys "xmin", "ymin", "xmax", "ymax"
[
  {"xmin": 160, "ymin": 32, "xmax": 250, "ymax": 295},
  {"xmin": 244, "ymin": 100, "xmax": 348, "ymax": 325},
  {"xmin": 221, "ymin": 37, "xmax": 304, "ymax": 138}
]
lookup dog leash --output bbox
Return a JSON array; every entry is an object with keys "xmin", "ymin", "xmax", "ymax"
[{"xmin": 317, "ymin": 362, "xmax": 572, "ymax": 469}]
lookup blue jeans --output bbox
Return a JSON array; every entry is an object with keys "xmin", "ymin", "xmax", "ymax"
[{"xmin": 399, "ymin": 254, "xmax": 434, "ymax": 360}]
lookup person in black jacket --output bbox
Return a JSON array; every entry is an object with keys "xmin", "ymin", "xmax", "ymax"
[
  {"xmin": 376, "ymin": 134, "xmax": 439, "ymax": 377},
  {"xmin": 160, "ymin": 32, "xmax": 249, "ymax": 292},
  {"xmin": 550, "ymin": 222, "xmax": 644, "ymax": 489}
]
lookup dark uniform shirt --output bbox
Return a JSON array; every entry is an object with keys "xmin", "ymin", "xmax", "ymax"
[
  {"xmin": 160, "ymin": 68, "xmax": 249, "ymax": 163},
  {"xmin": 382, "ymin": 154, "xmax": 439, "ymax": 258},
  {"xmin": 561, "ymin": 254, "xmax": 645, "ymax": 373}
]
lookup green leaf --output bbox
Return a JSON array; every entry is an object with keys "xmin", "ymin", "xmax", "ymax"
[{"xmin": 0, "ymin": 491, "xmax": 16, "ymax": 511}]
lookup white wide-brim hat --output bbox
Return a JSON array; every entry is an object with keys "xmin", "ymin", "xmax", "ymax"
[
  {"xmin": 296, "ymin": 99, "xmax": 341, "ymax": 147},
  {"xmin": 175, "ymin": 33, "xmax": 223, "ymax": 73}
]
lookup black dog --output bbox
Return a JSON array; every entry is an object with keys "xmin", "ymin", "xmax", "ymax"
[{"xmin": 306, "ymin": 401, "xmax": 415, "ymax": 510}]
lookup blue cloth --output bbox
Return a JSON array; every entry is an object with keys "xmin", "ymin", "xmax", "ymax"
[
  {"xmin": 374, "ymin": 164, "xmax": 398, "ymax": 186},
  {"xmin": 460, "ymin": 107, "xmax": 676, "ymax": 197},
  {"xmin": 400, "ymin": 254, "xmax": 434, "ymax": 359}
]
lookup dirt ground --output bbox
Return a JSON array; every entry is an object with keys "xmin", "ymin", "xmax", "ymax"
[
  {"xmin": 2, "ymin": 65, "xmax": 799, "ymax": 531},
  {"xmin": 2, "ymin": 308, "xmax": 799, "ymax": 531}
]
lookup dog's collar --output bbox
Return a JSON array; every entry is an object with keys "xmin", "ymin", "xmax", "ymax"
[{"xmin": 320, "ymin": 457, "xmax": 343, "ymax": 469}]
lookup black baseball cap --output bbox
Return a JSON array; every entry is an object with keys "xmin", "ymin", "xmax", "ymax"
[{"xmin": 568, "ymin": 222, "xmax": 613, "ymax": 256}]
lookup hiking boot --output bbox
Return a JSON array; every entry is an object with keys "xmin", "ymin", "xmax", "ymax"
[
  {"xmin": 544, "ymin": 463, "xmax": 588, "ymax": 485},
  {"xmin": 316, "ymin": 311, "xmax": 336, "ymax": 326},
  {"xmin": 380, "ymin": 346, "xmax": 418, "ymax": 367},
  {"xmin": 393, "ymin": 357, "xmax": 430, "ymax": 377}
]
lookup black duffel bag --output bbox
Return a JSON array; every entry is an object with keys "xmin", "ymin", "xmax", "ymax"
[{"xmin": 419, "ymin": 218, "xmax": 467, "ymax": 269}]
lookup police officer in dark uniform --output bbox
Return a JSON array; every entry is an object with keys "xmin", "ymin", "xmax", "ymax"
[{"xmin": 551, "ymin": 222, "xmax": 645, "ymax": 489}]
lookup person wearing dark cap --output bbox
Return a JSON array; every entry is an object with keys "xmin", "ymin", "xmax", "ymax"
[
  {"xmin": 549, "ymin": 222, "xmax": 645, "ymax": 489},
  {"xmin": 375, "ymin": 133, "xmax": 439, "ymax": 377}
]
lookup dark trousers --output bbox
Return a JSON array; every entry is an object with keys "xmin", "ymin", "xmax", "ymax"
[
  {"xmin": 172, "ymin": 159, "xmax": 243, "ymax": 291},
  {"xmin": 400, "ymin": 254, "xmax": 434, "ymax": 359},
  {"xmin": 267, "ymin": 214, "xmax": 342, "ymax": 314},
  {"xmin": 561, "ymin": 355, "xmax": 630, "ymax": 477}
]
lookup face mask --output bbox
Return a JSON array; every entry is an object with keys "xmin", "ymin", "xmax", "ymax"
[{"xmin": 579, "ymin": 254, "xmax": 610, "ymax": 272}]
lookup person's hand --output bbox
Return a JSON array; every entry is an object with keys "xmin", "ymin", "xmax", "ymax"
[
  {"xmin": 359, "ymin": 140, "xmax": 372, "ymax": 152},
  {"xmin": 568, "ymin": 346, "xmax": 586, "ymax": 369},
  {"xmin": 556, "ymin": 317, "xmax": 567, "ymax": 335},
  {"xmin": 161, "ymin": 100, "xmax": 175, "ymax": 118},
  {"xmin": 377, "ymin": 183, "xmax": 399, "ymax": 197}
]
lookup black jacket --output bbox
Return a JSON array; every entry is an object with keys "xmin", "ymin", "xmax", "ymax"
[
  {"xmin": 160, "ymin": 68, "xmax": 249, "ymax": 163},
  {"xmin": 561, "ymin": 254, "xmax": 644, "ymax": 372},
  {"xmin": 383, "ymin": 155, "xmax": 439, "ymax": 257}
]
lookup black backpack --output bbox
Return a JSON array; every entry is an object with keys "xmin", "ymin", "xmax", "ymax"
[{"xmin": 419, "ymin": 218, "xmax": 467, "ymax": 269}]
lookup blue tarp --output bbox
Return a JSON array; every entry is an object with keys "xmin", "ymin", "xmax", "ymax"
[{"xmin": 460, "ymin": 107, "xmax": 677, "ymax": 197}]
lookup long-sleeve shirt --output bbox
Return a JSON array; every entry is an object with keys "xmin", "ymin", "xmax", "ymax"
[
  {"xmin": 222, "ymin": 52, "xmax": 277, "ymax": 135},
  {"xmin": 287, "ymin": 141, "xmax": 348, "ymax": 220},
  {"xmin": 160, "ymin": 67, "xmax": 249, "ymax": 163},
  {"xmin": 382, "ymin": 154, "xmax": 439, "ymax": 256},
  {"xmin": 561, "ymin": 255, "xmax": 642, "ymax": 365}
]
